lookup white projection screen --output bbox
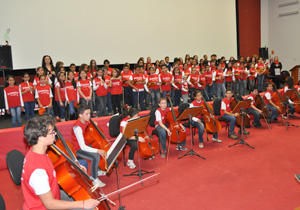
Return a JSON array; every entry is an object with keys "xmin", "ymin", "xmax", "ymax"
[{"xmin": 0, "ymin": 0, "xmax": 237, "ymax": 70}]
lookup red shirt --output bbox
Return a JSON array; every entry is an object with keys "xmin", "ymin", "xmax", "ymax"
[
  {"xmin": 20, "ymin": 82, "xmax": 35, "ymax": 102},
  {"xmin": 240, "ymin": 68, "xmax": 248, "ymax": 80},
  {"xmin": 182, "ymin": 82, "xmax": 189, "ymax": 95},
  {"xmin": 111, "ymin": 78, "xmax": 122, "ymax": 95},
  {"xmin": 205, "ymin": 71, "xmax": 213, "ymax": 84},
  {"xmin": 160, "ymin": 73, "xmax": 172, "ymax": 91},
  {"xmin": 54, "ymin": 82, "xmax": 66, "ymax": 102},
  {"xmin": 77, "ymin": 79, "xmax": 91, "ymax": 98},
  {"xmin": 225, "ymin": 69, "xmax": 233, "ymax": 82},
  {"xmin": 189, "ymin": 74, "xmax": 199, "ymax": 88},
  {"xmin": 263, "ymin": 90, "xmax": 274, "ymax": 105},
  {"xmin": 148, "ymin": 74, "xmax": 160, "ymax": 90},
  {"xmin": 234, "ymin": 67, "xmax": 242, "ymax": 80},
  {"xmin": 4, "ymin": 85, "xmax": 23, "ymax": 109},
  {"xmin": 256, "ymin": 63, "xmax": 265, "ymax": 74},
  {"xmin": 173, "ymin": 74, "xmax": 182, "ymax": 90},
  {"xmin": 71, "ymin": 119, "xmax": 90, "ymax": 151},
  {"xmin": 74, "ymin": 72, "xmax": 79, "ymax": 82},
  {"xmin": 94, "ymin": 77, "xmax": 107, "ymax": 97},
  {"xmin": 21, "ymin": 150, "xmax": 61, "ymax": 210},
  {"xmin": 65, "ymin": 81, "xmax": 78, "ymax": 101},
  {"xmin": 199, "ymin": 74, "xmax": 206, "ymax": 89},
  {"xmin": 215, "ymin": 70, "xmax": 224, "ymax": 83},
  {"xmin": 121, "ymin": 70, "xmax": 133, "ymax": 87},
  {"xmin": 131, "ymin": 73, "xmax": 145, "ymax": 90},
  {"xmin": 182, "ymin": 69, "xmax": 191, "ymax": 77},
  {"xmin": 248, "ymin": 68, "xmax": 256, "ymax": 80},
  {"xmin": 104, "ymin": 75, "xmax": 111, "ymax": 92},
  {"xmin": 246, "ymin": 93, "xmax": 257, "ymax": 106},
  {"xmin": 221, "ymin": 97, "xmax": 234, "ymax": 116},
  {"xmin": 107, "ymin": 67, "xmax": 113, "ymax": 76},
  {"xmin": 155, "ymin": 107, "xmax": 171, "ymax": 126},
  {"xmin": 35, "ymin": 84, "xmax": 52, "ymax": 107}
]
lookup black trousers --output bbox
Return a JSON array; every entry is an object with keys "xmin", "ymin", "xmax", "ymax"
[{"xmin": 111, "ymin": 94, "xmax": 122, "ymax": 114}]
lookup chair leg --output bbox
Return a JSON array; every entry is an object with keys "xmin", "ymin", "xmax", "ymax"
[{"xmin": 123, "ymin": 148, "xmax": 126, "ymax": 166}]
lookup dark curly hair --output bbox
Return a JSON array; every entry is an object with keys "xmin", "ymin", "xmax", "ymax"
[{"xmin": 24, "ymin": 116, "xmax": 56, "ymax": 146}]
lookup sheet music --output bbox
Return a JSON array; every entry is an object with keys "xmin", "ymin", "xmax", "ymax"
[
  {"xmin": 107, "ymin": 133, "xmax": 123, "ymax": 157},
  {"xmin": 275, "ymin": 68, "xmax": 281, "ymax": 75}
]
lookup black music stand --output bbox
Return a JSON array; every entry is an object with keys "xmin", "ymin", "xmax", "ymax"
[
  {"xmin": 176, "ymin": 107, "xmax": 206, "ymax": 160},
  {"xmin": 278, "ymin": 90, "xmax": 299, "ymax": 129},
  {"xmin": 106, "ymin": 134, "xmax": 127, "ymax": 210},
  {"xmin": 123, "ymin": 115, "xmax": 155, "ymax": 181},
  {"xmin": 229, "ymin": 100, "xmax": 255, "ymax": 149}
]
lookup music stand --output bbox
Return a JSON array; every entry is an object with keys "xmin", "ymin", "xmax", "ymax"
[
  {"xmin": 279, "ymin": 90, "xmax": 299, "ymax": 129},
  {"xmin": 123, "ymin": 115, "xmax": 155, "ymax": 181},
  {"xmin": 229, "ymin": 100, "xmax": 255, "ymax": 149},
  {"xmin": 176, "ymin": 107, "xmax": 206, "ymax": 160}
]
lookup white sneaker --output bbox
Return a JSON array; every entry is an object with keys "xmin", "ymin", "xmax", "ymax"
[
  {"xmin": 212, "ymin": 138, "xmax": 222, "ymax": 143},
  {"xmin": 92, "ymin": 178, "xmax": 106, "ymax": 188},
  {"xmin": 97, "ymin": 170, "xmax": 107, "ymax": 176},
  {"xmin": 199, "ymin": 143, "xmax": 204, "ymax": 148},
  {"xmin": 127, "ymin": 160, "xmax": 136, "ymax": 169}
]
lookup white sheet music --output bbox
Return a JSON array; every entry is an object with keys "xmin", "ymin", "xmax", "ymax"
[{"xmin": 275, "ymin": 68, "xmax": 281, "ymax": 75}]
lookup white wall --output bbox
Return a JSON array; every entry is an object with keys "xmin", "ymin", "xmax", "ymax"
[
  {"xmin": 261, "ymin": 0, "xmax": 269, "ymax": 48},
  {"xmin": 0, "ymin": 0, "xmax": 237, "ymax": 70},
  {"xmin": 263, "ymin": 0, "xmax": 300, "ymax": 70}
]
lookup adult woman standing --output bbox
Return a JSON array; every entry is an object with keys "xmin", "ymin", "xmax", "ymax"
[{"xmin": 269, "ymin": 56, "xmax": 283, "ymax": 89}]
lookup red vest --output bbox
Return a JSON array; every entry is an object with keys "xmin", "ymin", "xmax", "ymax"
[
  {"xmin": 35, "ymin": 84, "xmax": 52, "ymax": 106},
  {"xmin": 191, "ymin": 100, "xmax": 204, "ymax": 118},
  {"xmin": 182, "ymin": 69, "xmax": 191, "ymax": 76},
  {"xmin": 4, "ymin": 85, "xmax": 22, "ymax": 108},
  {"xmin": 148, "ymin": 74, "xmax": 160, "ymax": 90},
  {"xmin": 246, "ymin": 93, "xmax": 257, "ymax": 106},
  {"xmin": 54, "ymin": 82, "xmax": 66, "ymax": 102},
  {"xmin": 182, "ymin": 82, "xmax": 189, "ymax": 95},
  {"xmin": 248, "ymin": 68, "xmax": 256, "ymax": 80},
  {"xmin": 111, "ymin": 78, "xmax": 122, "ymax": 95},
  {"xmin": 263, "ymin": 90, "xmax": 274, "ymax": 105},
  {"xmin": 65, "ymin": 81, "xmax": 78, "ymax": 101},
  {"xmin": 74, "ymin": 72, "xmax": 79, "ymax": 82},
  {"xmin": 94, "ymin": 77, "xmax": 107, "ymax": 97},
  {"xmin": 215, "ymin": 70, "xmax": 224, "ymax": 83},
  {"xmin": 198, "ymin": 74, "xmax": 206, "ymax": 89},
  {"xmin": 160, "ymin": 73, "xmax": 172, "ymax": 91},
  {"xmin": 78, "ymin": 79, "xmax": 91, "ymax": 98},
  {"xmin": 256, "ymin": 63, "xmax": 265, "ymax": 74},
  {"xmin": 21, "ymin": 150, "xmax": 61, "ymax": 210},
  {"xmin": 221, "ymin": 97, "xmax": 234, "ymax": 116},
  {"xmin": 205, "ymin": 71, "xmax": 213, "ymax": 84},
  {"xmin": 234, "ymin": 67, "xmax": 242, "ymax": 80},
  {"xmin": 189, "ymin": 74, "xmax": 199, "ymax": 88},
  {"xmin": 104, "ymin": 75, "xmax": 111, "ymax": 92},
  {"xmin": 225, "ymin": 69, "xmax": 233, "ymax": 82},
  {"xmin": 173, "ymin": 74, "xmax": 182, "ymax": 90},
  {"xmin": 155, "ymin": 107, "xmax": 171, "ymax": 126},
  {"xmin": 132, "ymin": 73, "xmax": 145, "ymax": 89},
  {"xmin": 20, "ymin": 82, "xmax": 35, "ymax": 102},
  {"xmin": 121, "ymin": 70, "xmax": 133, "ymax": 87},
  {"xmin": 240, "ymin": 68, "xmax": 248, "ymax": 80},
  {"xmin": 71, "ymin": 119, "xmax": 90, "ymax": 151}
]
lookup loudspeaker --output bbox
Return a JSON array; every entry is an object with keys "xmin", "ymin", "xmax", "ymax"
[
  {"xmin": 0, "ymin": 45, "xmax": 13, "ymax": 70},
  {"xmin": 259, "ymin": 47, "xmax": 268, "ymax": 59}
]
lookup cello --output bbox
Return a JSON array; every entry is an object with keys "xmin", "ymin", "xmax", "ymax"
[
  {"xmin": 47, "ymin": 127, "xmax": 111, "ymax": 210},
  {"xmin": 270, "ymin": 80, "xmax": 286, "ymax": 115},
  {"xmin": 165, "ymin": 94, "xmax": 186, "ymax": 144},
  {"xmin": 200, "ymin": 93, "xmax": 222, "ymax": 134},
  {"xmin": 291, "ymin": 86, "xmax": 300, "ymax": 114},
  {"xmin": 230, "ymin": 93, "xmax": 251, "ymax": 128}
]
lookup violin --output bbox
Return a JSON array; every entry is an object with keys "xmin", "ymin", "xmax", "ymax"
[
  {"xmin": 200, "ymin": 95, "xmax": 221, "ymax": 133},
  {"xmin": 230, "ymin": 93, "xmax": 251, "ymax": 128},
  {"xmin": 84, "ymin": 119, "xmax": 120, "ymax": 172},
  {"xmin": 147, "ymin": 82, "xmax": 157, "ymax": 88},
  {"xmin": 47, "ymin": 127, "xmax": 111, "ymax": 210},
  {"xmin": 165, "ymin": 94, "xmax": 186, "ymax": 144}
]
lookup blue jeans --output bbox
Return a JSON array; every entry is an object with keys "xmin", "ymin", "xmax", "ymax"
[
  {"xmin": 156, "ymin": 124, "xmax": 186, "ymax": 151},
  {"xmin": 225, "ymin": 81, "xmax": 233, "ymax": 89},
  {"xmin": 216, "ymin": 83, "xmax": 225, "ymax": 99},
  {"xmin": 246, "ymin": 107, "xmax": 261, "ymax": 125},
  {"xmin": 267, "ymin": 104, "xmax": 279, "ymax": 120},
  {"xmin": 24, "ymin": 101, "xmax": 35, "ymax": 121},
  {"xmin": 248, "ymin": 79, "xmax": 255, "ymax": 88},
  {"xmin": 174, "ymin": 90, "xmax": 182, "ymax": 106},
  {"xmin": 205, "ymin": 85, "xmax": 213, "ymax": 101},
  {"xmin": 56, "ymin": 101, "xmax": 65, "ymax": 120},
  {"xmin": 9, "ymin": 106, "xmax": 22, "ymax": 127},
  {"xmin": 221, "ymin": 114, "xmax": 236, "ymax": 133},
  {"xmin": 132, "ymin": 91, "xmax": 145, "ymax": 111},
  {"xmin": 162, "ymin": 91, "xmax": 171, "ymax": 106},
  {"xmin": 200, "ymin": 89, "xmax": 209, "ymax": 102},
  {"xmin": 123, "ymin": 86, "xmax": 133, "ymax": 106},
  {"xmin": 240, "ymin": 80, "xmax": 247, "ymax": 96},
  {"xmin": 150, "ymin": 89, "xmax": 160, "ymax": 108},
  {"xmin": 257, "ymin": 74, "xmax": 265, "ymax": 92},
  {"xmin": 69, "ymin": 101, "xmax": 76, "ymax": 115},
  {"xmin": 191, "ymin": 120, "xmax": 204, "ymax": 143},
  {"xmin": 234, "ymin": 80, "xmax": 240, "ymax": 95},
  {"xmin": 80, "ymin": 98, "xmax": 93, "ymax": 114},
  {"xmin": 107, "ymin": 92, "xmax": 112, "ymax": 114}
]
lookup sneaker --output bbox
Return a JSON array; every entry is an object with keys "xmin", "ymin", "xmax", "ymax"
[
  {"xmin": 92, "ymin": 178, "xmax": 106, "ymax": 188},
  {"xmin": 97, "ymin": 170, "xmax": 107, "ymax": 176},
  {"xmin": 238, "ymin": 129, "xmax": 250, "ymax": 135},
  {"xmin": 212, "ymin": 138, "xmax": 222, "ymax": 143},
  {"xmin": 176, "ymin": 146, "xmax": 188, "ymax": 151},
  {"xmin": 199, "ymin": 143, "xmax": 204, "ymax": 148},
  {"xmin": 127, "ymin": 160, "xmax": 136, "ymax": 169},
  {"xmin": 290, "ymin": 114, "xmax": 296, "ymax": 117},
  {"xmin": 160, "ymin": 151, "xmax": 166, "ymax": 158},
  {"xmin": 229, "ymin": 132, "xmax": 239, "ymax": 140}
]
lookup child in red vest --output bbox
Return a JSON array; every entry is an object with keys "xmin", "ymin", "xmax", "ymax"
[
  {"xmin": 93, "ymin": 68, "xmax": 108, "ymax": 117},
  {"xmin": 121, "ymin": 64, "xmax": 133, "ymax": 107},
  {"xmin": 248, "ymin": 62, "xmax": 257, "ymax": 88},
  {"xmin": 172, "ymin": 67, "xmax": 183, "ymax": 106},
  {"xmin": 224, "ymin": 62, "xmax": 234, "ymax": 89},
  {"xmin": 65, "ymin": 71, "xmax": 79, "ymax": 120},
  {"xmin": 71, "ymin": 104, "xmax": 106, "ymax": 187},
  {"xmin": 214, "ymin": 63, "xmax": 225, "ymax": 99},
  {"xmin": 109, "ymin": 68, "xmax": 122, "ymax": 114},
  {"xmin": 245, "ymin": 86, "xmax": 263, "ymax": 127},
  {"xmin": 181, "ymin": 76, "xmax": 189, "ymax": 103},
  {"xmin": 155, "ymin": 98, "xmax": 187, "ymax": 158},
  {"xmin": 4, "ymin": 75, "xmax": 24, "ymax": 127},
  {"xmin": 20, "ymin": 72, "xmax": 35, "ymax": 121},
  {"xmin": 256, "ymin": 57, "xmax": 267, "ymax": 92},
  {"xmin": 159, "ymin": 65, "xmax": 173, "ymax": 99},
  {"xmin": 263, "ymin": 82, "xmax": 280, "ymax": 123},
  {"xmin": 77, "ymin": 69, "xmax": 94, "ymax": 116},
  {"xmin": 55, "ymin": 72, "xmax": 67, "ymax": 121},
  {"xmin": 35, "ymin": 75, "xmax": 53, "ymax": 116},
  {"xmin": 128, "ymin": 65, "xmax": 146, "ymax": 110},
  {"xmin": 33, "ymin": 67, "xmax": 52, "ymax": 88},
  {"xmin": 204, "ymin": 65, "xmax": 214, "ymax": 101},
  {"xmin": 146, "ymin": 67, "xmax": 161, "ymax": 108},
  {"xmin": 239, "ymin": 62, "xmax": 248, "ymax": 96}
]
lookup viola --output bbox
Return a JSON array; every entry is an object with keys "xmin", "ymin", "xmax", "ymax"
[
  {"xmin": 230, "ymin": 93, "xmax": 251, "ymax": 128},
  {"xmin": 200, "ymin": 96, "xmax": 221, "ymax": 134},
  {"xmin": 84, "ymin": 119, "xmax": 120, "ymax": 172},
  {"xmin": 47, "ymin": 127, "xmax": 111, "ymax": 210},
  {"xmin": 165, "ymin": 94, "xmax": 186, "ymax": 144}
]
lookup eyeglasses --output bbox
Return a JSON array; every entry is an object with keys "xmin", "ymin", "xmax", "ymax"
[{"xmin": 47, "ymin": 130, "xmax": 57, "ymax": 135}]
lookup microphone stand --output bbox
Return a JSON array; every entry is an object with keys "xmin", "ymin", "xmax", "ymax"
[{"xmin": 229, "ymin": 107, "xmax": 255, "ymax": 149}]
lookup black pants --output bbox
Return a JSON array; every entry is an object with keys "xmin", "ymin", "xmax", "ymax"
[
  {"xmin": 127, "ymin": 139, "xmax": 137, "ymax": 160},
  {"xmin": 111, "ymin": 94, "xmax": 122, "ymax": 114}
]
